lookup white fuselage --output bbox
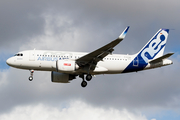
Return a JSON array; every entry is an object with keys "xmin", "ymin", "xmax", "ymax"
[
  {"xmin": 7, "ymin": 50, "xmax": 139, "ymax": 75},
  {"xmin": 7, "ymin": 49, "xmax": 173, "ymax": 76}
]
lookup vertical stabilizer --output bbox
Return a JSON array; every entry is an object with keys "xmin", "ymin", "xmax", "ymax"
[
  {"xmin": 122, "ymin": 28, "xmax": 169, "ymax": 73},
  {"xmin": 138, "ymin": 28, "xmax": 169, "ymax": 62}
]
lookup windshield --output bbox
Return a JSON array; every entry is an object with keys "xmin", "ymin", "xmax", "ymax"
[{"xmin": 14, "ymin": 53, "xmax": 23, "ymax": 56}]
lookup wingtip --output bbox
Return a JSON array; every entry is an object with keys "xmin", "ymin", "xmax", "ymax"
[
  {"xmin": 168, "ymin": 52, "xmax": 174, "ymax": 55},
  {"xmin": 118, "ymin": 26, "xmax": 130, "ymax": 39}
]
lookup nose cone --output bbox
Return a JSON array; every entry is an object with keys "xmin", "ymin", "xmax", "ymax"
[{"xmin": 6, "ymin": 57, "xmax": 14, "ymax": 66}]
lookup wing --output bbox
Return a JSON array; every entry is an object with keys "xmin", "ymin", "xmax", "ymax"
[{"xmin": 76, "ymin": 26, "xmax": 130, "ymax": 71}]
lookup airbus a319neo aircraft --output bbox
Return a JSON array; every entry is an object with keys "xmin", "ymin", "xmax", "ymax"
[{"xmin": 6, "ymin": 26, "xmax": 174, "ymax": 87}]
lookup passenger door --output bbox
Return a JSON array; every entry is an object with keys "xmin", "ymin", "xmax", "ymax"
[{"xmin": 29, "ymin": 50, "xmax": 35, "ymax": 61}]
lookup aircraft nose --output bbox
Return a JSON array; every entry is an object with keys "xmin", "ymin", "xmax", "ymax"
[{"xmin": 6, "ymin": 57, "xmax": 14, "ymax": 66}]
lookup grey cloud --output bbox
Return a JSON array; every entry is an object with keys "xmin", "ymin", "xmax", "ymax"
[
  {"xmin": 1, "ymin": 0, "xmax": 179, "ymax": 53},
  {"xmin": 0, "ymin": 0, "xmax": 45, "ymax": 52}
]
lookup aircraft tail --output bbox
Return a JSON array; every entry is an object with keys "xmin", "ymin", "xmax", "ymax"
[
  {"xmin": 122, "ymin": 28, "xmax": 170, "ymax": 73},
  {"xmin": 137, "ymin": 28, "xmax": 169, "ymax": 63}
]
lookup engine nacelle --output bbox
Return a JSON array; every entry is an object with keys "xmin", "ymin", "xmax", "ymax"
[
  {"xmin": 54, "ymin": 60, "xmax": 79, "ymax": 72},
  {"xmin": 51, "ymin": 71, "xmax": 76, "ymax": 83}
]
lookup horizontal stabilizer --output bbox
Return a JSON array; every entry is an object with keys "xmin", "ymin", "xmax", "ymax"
[{"xmin": 149, "ymin": 53, "xmax": 174, "ymax": 63}]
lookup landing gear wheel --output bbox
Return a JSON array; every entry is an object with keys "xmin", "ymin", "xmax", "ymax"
[
  {"xmin": 29, "ymin": 70, "xmax": 34, "ymax": 81},
  {"xmin": 81, "ymin": 81, "xmax": 87, "ymax": 87},
  {"xmin": 86, "ymin": 74, "xmax": 92, "ymax": 81},
  {"xmin": 29, "ymin": 76, "xmax": 33, "ymax": 81}
]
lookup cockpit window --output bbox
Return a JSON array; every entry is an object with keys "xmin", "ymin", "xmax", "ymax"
[{"xmin": 14, "ymin": 53, "xmax": 23, "ymax": 56}]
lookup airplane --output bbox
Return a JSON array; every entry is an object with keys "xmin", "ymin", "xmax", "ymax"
[{"xmin": 6, "ymin": 26, "xmax": 174, "ymax": 87}]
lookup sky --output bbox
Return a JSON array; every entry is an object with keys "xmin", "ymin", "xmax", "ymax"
[{"xmin": 0, "ymin": 0, "xmax": 180, "ymax": 120}]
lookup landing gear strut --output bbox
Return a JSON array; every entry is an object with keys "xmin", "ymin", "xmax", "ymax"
[
  {"xmin": 79, "ymin": 74, "xmax": 92, "ymax": 87},
  {"xmin": 29, "ymin": 70, "xmax": 34, "ymax": 81}
]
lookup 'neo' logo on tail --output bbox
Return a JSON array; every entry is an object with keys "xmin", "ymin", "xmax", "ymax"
[{"xmin": 140, "ymin": 29, "xmax": 169, "ymax": 63}]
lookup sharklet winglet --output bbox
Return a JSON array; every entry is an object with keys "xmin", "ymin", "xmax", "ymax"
[{"xmin": 118, "ymin": 26, "xmax": 130, "ymax": 39}]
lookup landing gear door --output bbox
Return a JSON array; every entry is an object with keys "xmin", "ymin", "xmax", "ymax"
[{"xmin": 29, "ymin": 50, "xmax": 35, "ymax": 61}]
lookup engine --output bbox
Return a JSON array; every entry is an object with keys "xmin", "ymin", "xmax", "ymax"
[
  {"xmin": 54, "ymin": 60, "xmax": 79, "ymax": 72},
  {"xmin": 51, "ymin": 71, "xmax": 76, "ymax": 83}
]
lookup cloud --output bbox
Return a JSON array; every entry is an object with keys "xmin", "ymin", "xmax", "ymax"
[
  {"xmin": 0, "ymin": 1, "xmax": 46, "ymax": 53},
  {"xmin": 2, "ymin": 0, "xmax": 179, "ymax": 54},
  {"xmin": 0, "ymin": 100, "xmax": 147, "ymax": 120},
  {"xmin": 0, "ymin": 70, "xmax": 8, "ymax": 87},
  {"xmin": 19, "ymin": 13, "xmax": 93, "ymax": 52}
]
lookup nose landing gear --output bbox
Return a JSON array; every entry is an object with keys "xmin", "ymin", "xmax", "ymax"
[{"xmin": 29, "ymin": 70, "xmax": 34, "ymax": 81}]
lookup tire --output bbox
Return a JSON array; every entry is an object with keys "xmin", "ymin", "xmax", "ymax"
[
  {"xmin": 29, "ymin": 76, "xmax": 33, "ymax": 81},
  {"xmin": 86, "ymin": 74, "xmax": 92, "ymax": 81},
  {"xmin": 81, "ymin": 81, "xmax": 87, "ymax": 87}
]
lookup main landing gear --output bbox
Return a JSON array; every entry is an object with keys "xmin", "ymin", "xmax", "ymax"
[
  {"xmin": 28, "ymin": 70, "xmax": 34, "ymax": 81},
  {"xmin": 79, "ymin": 74, "xmax": 92, "ymax": 87}
]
